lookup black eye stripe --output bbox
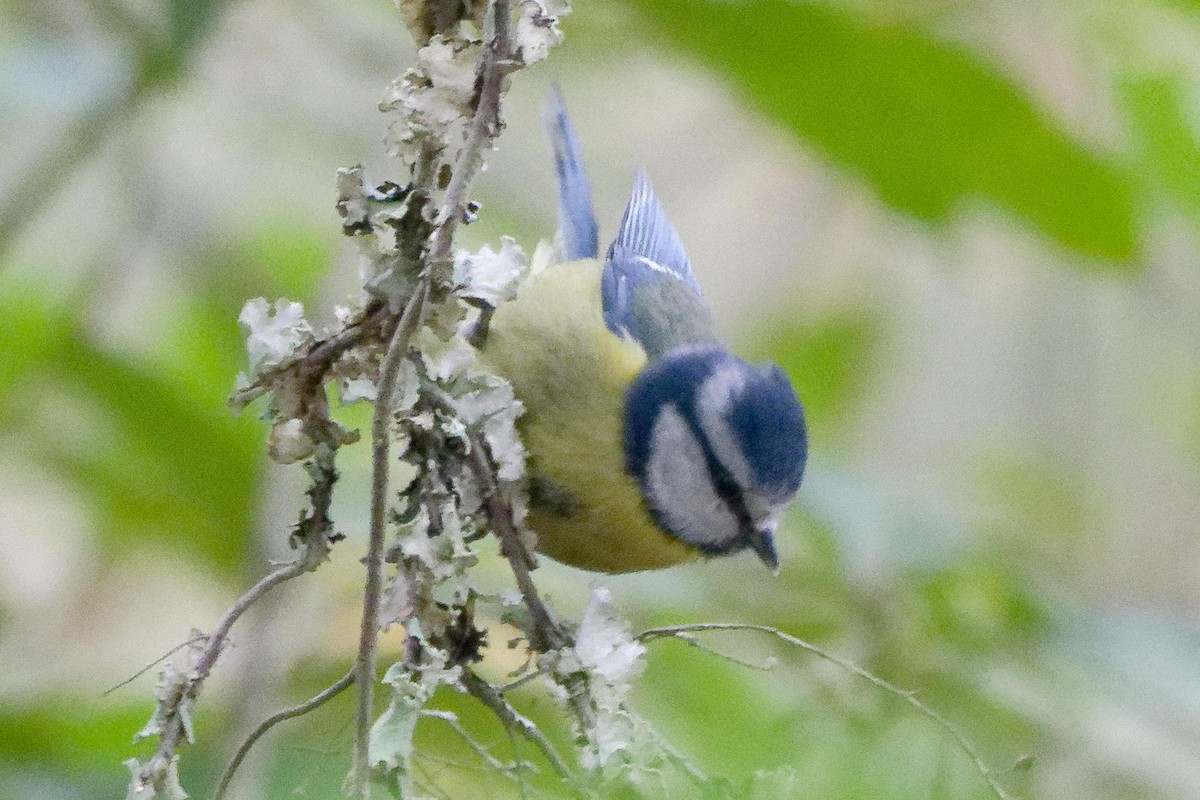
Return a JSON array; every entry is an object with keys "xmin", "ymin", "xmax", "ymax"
[{"xmin": 687, "ymin": 414, "xmax": 753, "ymax": 534}]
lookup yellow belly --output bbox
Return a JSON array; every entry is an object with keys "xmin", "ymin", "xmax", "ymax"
[{"xmin": 483, "ymin": 260, "xmax": 698, "ymax": 572}]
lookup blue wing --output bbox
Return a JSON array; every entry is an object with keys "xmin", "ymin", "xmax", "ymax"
[
  {"xmin": 543, "ymin": 90, "xmax": 599, "ymax": 261},
  {"xmin": 606, "ymin": 171, "xmax": 700, "ymax": 292},
  {"xmin": 602, "ymin": 172, "xmax": 716, "ymax": 356}
]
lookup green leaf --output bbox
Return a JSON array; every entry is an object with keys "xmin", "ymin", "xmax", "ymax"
[
  {"xmin": 0, "ymin": 284, "xmax": 75, "ymax": 415},
  {"xmin": 628, "ymin": 0, "xmax": 1139, "ymax": 264},
  {"xmin": 1121, "ymin": 72, "xmax": 1200, "ymax": 220},
  {"xmin": 1, "ymin": 232, "xmax": 332, "ymax": 575},
  {"xmin": 0, "ymin": 268, "xmax": 275, "ymax": 574}
]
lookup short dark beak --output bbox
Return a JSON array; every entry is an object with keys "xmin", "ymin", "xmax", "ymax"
[{"xmin": 745, "ymin": 527, "xmax": 779, "ymax": 575}]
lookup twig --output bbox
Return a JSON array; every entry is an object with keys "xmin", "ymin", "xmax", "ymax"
[
  {"xmin": 350, "ymin": 1, "xmax": 522, "ymax": 787},
  {"xmin": 352, "ymin": 277, "xmax": 431, "ymax": 797},
  {"xmin": 415, "ymin": 750, "xmax": 521, "ymax": 776},
  {"xmin": 213, "ymin": 667, "xmax": 356, "ymax": 800},
  {"xmin": 411, "ymin": 758, "xmax": 457, "ymax": 800},
  {"xmin": 661, "ymin": 632, "xmax": 779, "ymax": 673},
  {"xmin": 104, "ymin": 634, "xmax": 208, "ymax": 697},
  {"xmin": 631, "ymin": 712, "xmax": 711, "ymax": 790},
  {"xmin": 135, "ymin": 539, "xmax": 330, "ymax": 792},
  {"xmin": 468, "ymin": 430, "xmax": 564, "ymax": 650},
  {"xmin": 134, "ymin": 438, "xmax": 337, "ymax": 795},
  {"xmin": 420, "ymin": 377, "xmax": 599, "ymax": 776},
  {"xmin": 498, "ymin": 665, "xmax": 551, "ymax": 695},
  {"xmin": 227, "ymin": 302, "xmax": 386, "ymax": 409},
  {"xmin": 421, "ymin": 709, "xmax": 532, "ymax": 776},
  {"xmin": 637, "ymin": 623, "xmax": 1016, "ymax": 800},
  {"xmin": 503, "ymin": 715, "xmax": 531, "ymax": 800},
  {"xmin": 420, "ymin": 380, "xmax": 564, "ymax": 652},
  {"xmin": 446, "ymin": 391, "xmax": 601, "ymax": 748},
  {"xmin": 461, "ymin": 669, "xmax": 575, "ymax": 785}
]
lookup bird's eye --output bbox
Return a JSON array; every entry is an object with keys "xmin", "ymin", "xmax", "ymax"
[
  {"xmin": 712, "ymin": 470, "xmax": 740, "ymax": 505},
  {"xmin": 707, "ymin": 463, "xmax": 753, "ymax": 530}
]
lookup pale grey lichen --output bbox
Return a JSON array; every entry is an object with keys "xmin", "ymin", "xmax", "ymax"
[
  {"xmin": 453, "ymin": 237, "xmax": 529, "ymax": 307},
  {"xmin": 124, "ymin": 755, "xmax": 186, "ymax": 800},
  {"xmin": 213, "ymin": 0, "xmax": 627, "ymax": 795},
  {"xmin": 335, "ymin": 166, "xmax": 418, "ymax": 312},
  {"xmin": 381, "ymin": 35, "xmax": 483, "ymax": 167},
  {"xmin": 237, "ymin": 297, "xmax": 312, "ymax": 377},
  {"xmin": 369, "ymin": 649, "xmax": 463, "ymax": 786},
  {"xmin": 268, "ymin": 417, "xmax": 316, "ymax": 464},
  {"xmin": 571, "ymin": 587, "xmax": 646, "ymax": 771},
  {"xmin": 133, "ymin": 664, "xmax": 185, "ymax": 743},
  {"xmin": 418, "ymin": 330, "xmax": 528, "ymax": 492},
  {"xmin": 514, "ymin": 0, "xmax": 564, "ymax": 65},
  {"xmin": 575, "ymin": 587, "xmax": 646, "ymax": 684}
]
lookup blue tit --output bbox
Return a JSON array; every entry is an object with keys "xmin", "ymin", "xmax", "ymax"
[{"xmin": 482, "ymin": 94, "xmax": 807, "ymax": 574}]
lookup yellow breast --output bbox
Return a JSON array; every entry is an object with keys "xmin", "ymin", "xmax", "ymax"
[{"xmin": 483, "ymin": 260, "xmax": 698, "ymax": 572}]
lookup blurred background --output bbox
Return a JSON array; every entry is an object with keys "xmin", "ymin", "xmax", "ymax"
[{"xmin": 3, "ymin": 0, "xmax": 1200, "ymax": 798}]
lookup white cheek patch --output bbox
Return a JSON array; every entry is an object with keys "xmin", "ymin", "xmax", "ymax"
[
  {"xmin": 695, "ymin": 366, "xmax": 755, "ymax": 492},
  {"xmin": 644, "ymin": 404, "xmax": 741, "ymax": 549}
]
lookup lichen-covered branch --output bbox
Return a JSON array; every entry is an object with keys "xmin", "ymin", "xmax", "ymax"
[
  {"xmin": 423, "ymin": 381, "xmax": 563, "ymax": 652},
  {"xmin": 353, "ymin": 276, "xmax": 431, "ymax": 797}
]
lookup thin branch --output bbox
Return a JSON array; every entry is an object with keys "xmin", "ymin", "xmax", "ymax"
[
  {"xmin": 411, "ymin": 758, "xmax": 457, "ymax": 800},
  {"xmin": 136, "ymin": 557, "xmax": 320, "ymax": 790},
  {"xmin": 133, "ymin": 442, "xmax": 336, "ymax": 795},
  {"xmin": 461, "ymin": 669, "xmax": 574, "ymax": 785},
  {"xmin": 498, "ymin": 666, "xmax": 551, "ymax": 695},
  {"xmin": 502, "ymin": 714, "xmax": 531, "ymax": 800},
  {"xmin": 420, "ymin": 380, "xmax": 564, "ymax": 652},
  {"xmin": 631, "ymin": 712, "xmax": 711, "ymax": 790},
  {"xmin": 421, "ymin": 376, "xmax": 600, "ymax": 775},
  {"xmin": 228, "ymin": 301, "xmax": 388, "ymax": 410},
  {"xmin": 637, "ymin": 623, "xmax": 1016, "ymax": 800},
  {"xmin": 213, "ymin": 668, "xmax": 356, "ymax": 800},
  {"xmin": 415, "ymin": 750, "xmax": 520, "ymax": 776},
  {"xmin": 468, "ymin": 430, "xmax": 563, "ymax": 650},
  {"xmin": 352, "ymin": 277, "xmax": 431, "ymax": 797},
  {"xmin": 421, "ymin": 710, "xmax": 531, "ymax": 776},
  {"xmin": 350, "ymin": 4, "xmax": 524, "ymax": 792},
  {"xmin": 104, "ymin": 634, "xmax": 207, "ymax": 696},
  {"xmin": 661, "ymin": 632, "xmax": 779, "ymax": 674}
]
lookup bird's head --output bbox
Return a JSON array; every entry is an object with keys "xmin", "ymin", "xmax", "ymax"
[{"xmin": 623, "ymin": 346, "xmax": 808, "ymax": 572}]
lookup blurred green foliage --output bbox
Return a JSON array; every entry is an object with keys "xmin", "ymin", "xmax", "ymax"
[
  {"xmin": 3, "ymin": 0, "xmax": 1200, "ymax": 799},
  {"xmin": 1122, "ymin": 73, "xmax": 1200, "ymax": 221},
  {"xmin": 0, "ymin": 219, "xmax": 330, "ymax": 573},
  {"xmin": 630, "ymin": 0, "xmax": 1140, "ymax": 264}
]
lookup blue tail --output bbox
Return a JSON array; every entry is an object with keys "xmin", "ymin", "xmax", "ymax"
[{"xmin": 543, "ymin": 90, "xmax": 599, "ymax": 261}]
